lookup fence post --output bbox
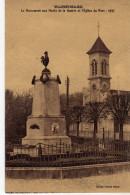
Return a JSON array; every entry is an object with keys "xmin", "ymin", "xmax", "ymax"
[
  {"xmin": 59, "ymin": 139, "xmax": 62, "ymax": 153},
  {"xmin": 38, "ymin": 143, "xmax": 42, "ymax": 157},
  {"xmin": 69, "ymin": 144, "xmax": 71, "ymax": 166},
  {"xmin": 103, "ymin": 127, "xmax": 105, "ymax": 142},
  {"xmin": 17, "ymin": 145, "xmax": 18, "ymax": 167},
  {"xmin": 48, "ymin": 145, "xmax": 49, "ymax": 167},
  {"xmin": 20, "ymin": 144, "xmax": 22, "ymax": 167},
  {"xmin": 60, "ymin": 139, "xmax": 62, "ymax": 167},
  {"xmin": 63, "ymin": 143, "xmax": 64, "ymax": 153},
  {"xmin": 44, "ymin": 145, "xmax": 45, "ymax": 167}
]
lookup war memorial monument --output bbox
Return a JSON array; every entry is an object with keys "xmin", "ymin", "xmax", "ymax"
[{"xmin": 22, "ymin": 52, "xmax": 71, "ymax": 148}]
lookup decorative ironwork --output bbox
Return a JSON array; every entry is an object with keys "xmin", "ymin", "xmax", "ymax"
[{"xmin": 5, "ymin": 139, "xmax": 130, "ymax": 167}]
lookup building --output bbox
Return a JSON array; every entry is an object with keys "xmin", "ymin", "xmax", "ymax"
[
  {"xmin": 83, "ymin": 36, "xmax": 112, "ymax": 104},
  {"xmin": 70, "ymin": 35, "xmax": 130, "ymax": 141}
]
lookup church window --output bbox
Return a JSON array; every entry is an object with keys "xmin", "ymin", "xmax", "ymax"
[
  {"xmin": 92, "ymin": 64, "xmax": 94, "ymax": 75},
  {"xmin": 102, "ymin": 63, "xmax": 104, "ymax": 74},
  {"xmin": 101, "ymin": 59, "xmax": 107, "ymax": 75},
  {"xmin": 95, "ymin": 63, "xmax": 97, "ymax": 74},
  {"xmin": 91, "ymin": 59, "xmax": 97, "ymax": 75},
  {"xmin": 104, "ymin": 66, "xmax": 106, "ymax": 74}
]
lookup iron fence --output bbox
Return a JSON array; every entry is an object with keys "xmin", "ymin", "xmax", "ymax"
[
  {"xmin": 5, "ymin": 139, "xmax": 130, "ymax": 167},
  {"xmin": 69, "ymin": 130, "xmax": 130, "ymax": 141}
]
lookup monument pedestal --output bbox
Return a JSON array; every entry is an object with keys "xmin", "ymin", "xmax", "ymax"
[
  {"xmin": 22, "ymin": 68, "xmax": 71, "ymax": 148},
  {"xmin": 22, "ymin": 115, "xmax": 71, "ymax": 146}
]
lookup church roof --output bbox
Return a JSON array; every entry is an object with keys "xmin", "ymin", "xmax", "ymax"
[{"xmin": 87, "ymin": 36, "xmax": 112, "ymax": 55}]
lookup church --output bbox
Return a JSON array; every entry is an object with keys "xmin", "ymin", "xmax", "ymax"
[{"xmin": 70, "ymin": 35, "xmax": 130, "ymax": 141}]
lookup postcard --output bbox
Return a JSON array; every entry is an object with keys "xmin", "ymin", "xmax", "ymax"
[{"xmin": 4, "ymin": 0, "xmax": 130, "ymax": 193}]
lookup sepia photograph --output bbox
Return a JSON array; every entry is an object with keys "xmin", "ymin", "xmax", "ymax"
[{"xmin": 4, "ymin": 0, "xmax": 130, "ymax": 193}]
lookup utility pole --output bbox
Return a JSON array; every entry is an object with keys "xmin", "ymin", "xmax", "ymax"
[{"xmin": 65, "ymin": 76, "xmax": 70, "ymax": 136}]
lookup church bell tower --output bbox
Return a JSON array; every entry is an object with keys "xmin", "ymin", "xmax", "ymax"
[{"xmin": 85, "ymin": 35, "xmax": 112, "ymax": 102}]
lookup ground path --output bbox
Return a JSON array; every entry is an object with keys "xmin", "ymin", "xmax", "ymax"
[{"xmin": 6, "ymin": 170, "xmax": 130, "ymax": 193}]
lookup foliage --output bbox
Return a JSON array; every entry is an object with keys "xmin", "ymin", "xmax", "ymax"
[
  {"xmin": 107, "ymin": 94, "xmax": 130, "ymax": 140},
  {"xmin": 85, "ymin": 101, "xmax": 108, "ymax": 122},
  {"xmin": 5, "ymin": 90, "xmax": 83, "ymax": 139},
  {"xmin": 5, "ymin": 89, "xmax": 33, "ymax": 139},
  {"xmin": 60, "ymin": 92, "xmax": 83, "ymax": 114},
  {"xmin": 70, "ymin": 106, "xmax": 85, "ymax": 136},
  {"xmin": 85, "ymin": 101, "xmax": 107, "ymax": 139},
  {"xmin": 60, "ymin": 92, "xmax": 83, "ymax": 136}
]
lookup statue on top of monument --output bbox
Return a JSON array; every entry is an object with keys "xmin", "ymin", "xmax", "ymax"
[{"xmin": 41, "ymin": 51, "xmax": 49, "ymax": 67}]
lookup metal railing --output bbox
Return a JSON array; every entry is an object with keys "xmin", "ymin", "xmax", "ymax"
[
  {"xmin": 69, "ymin": 130, "xmax": 130, "ymax": 141},
  {"xmin": 5, "ymin": 139, "xmax": 130, "ymax": 167}
]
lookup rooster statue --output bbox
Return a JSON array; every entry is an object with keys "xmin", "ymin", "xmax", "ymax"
[{"xmin": 41, "ymin": 51, "xmax": 49, "ymax": 67}]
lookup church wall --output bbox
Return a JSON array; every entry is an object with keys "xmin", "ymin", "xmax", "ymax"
[{"xmin": 123, "ymin": 123, "xmax": 130, "ymax": 140}]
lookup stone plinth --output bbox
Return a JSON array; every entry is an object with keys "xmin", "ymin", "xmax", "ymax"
[
  {"xmin": 22, "ymin": 71, "xmax": 71, "ymax": 147},
  {"xmin": 32, "ymin": 77, "xmax": 61, "ymax": 116},
  {"xmin": 22, "ymin": 115, "xmax": 71, "ymax": 146}
]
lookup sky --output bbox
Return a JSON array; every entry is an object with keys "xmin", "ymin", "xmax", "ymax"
[{"xmin": 5, "ymin": 0, "xmax": 130, "ymax": 94}]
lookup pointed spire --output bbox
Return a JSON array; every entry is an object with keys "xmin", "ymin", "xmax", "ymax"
[
  {"xmin": 97, "ymin": 22, "xmax": 100, "ymax": 37},
  {"xmin": 87, "ymin": 37, "xmax": 112, "ymax": 55}
]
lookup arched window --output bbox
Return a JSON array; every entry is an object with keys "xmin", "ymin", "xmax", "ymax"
[
  {"xmin": 101, "ymin": 59, "xmax": 107, "ymax": 75},
  {"xmin": 91, "ymin": 59, "xmax": 97, "ymax": 75}
]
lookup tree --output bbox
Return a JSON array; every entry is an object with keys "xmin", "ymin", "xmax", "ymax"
[
  {"xmin": 107, "ymin": 94, "xmax": 130, "ymax": 141},
  {"xmin": 85, "ymin": 101, "xmax": 107, "ymax": 139},
  {"xmin": 60, "ymin": 92, "xmax": 83, "ymax": 114},
  {"xmin": 69, "ymin": 92, "xmax": 83, "ymax": 107},
  {"xmin": 70, "ymin": 106, "xmax": 85, "ymax": 137},
  {"xmin": 5, "ymin": 89, "xmax": 15, "ymax": 138},
  {"xmin": 5, "ymin": 89, "xmax": 33, "ymax": 140},
  {"xmin": 60, "ymin": 92, "xmax": 83, "ymax": 135},
  {"xmin": 14, "ymin": 91, "xmax": 33, "ymax": 137}
]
